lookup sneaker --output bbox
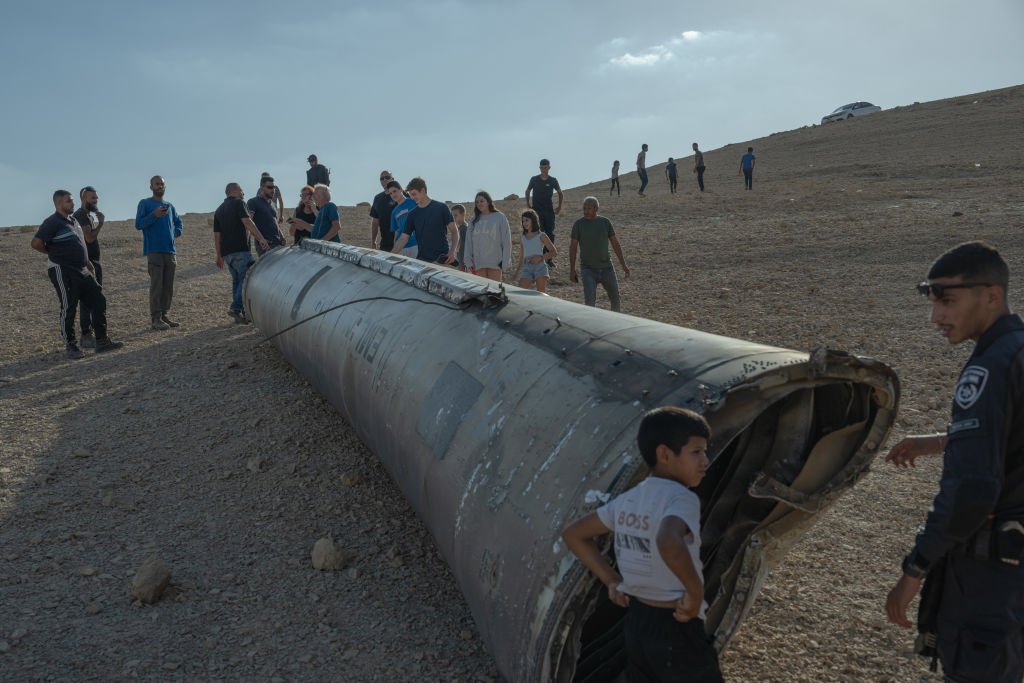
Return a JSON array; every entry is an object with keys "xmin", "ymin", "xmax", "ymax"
[
  {"xmin": 161, "ymin": 314, "xmax": 180, "ymax": 328},
  {"xmin": 95, "ymin": 337, "xmax": 124, "ymax": 353},
  {"xmin": 151, "ymin": 316, "xmax": 170, "ymax": 331},
  {"xmin": 229, "ymin": 310, "xmax": 251, "ymax": 325},
  {"xmin": 66, "ymin": 344, "xmax": 85, "ymax": 360},
  {"xmin": 80, "ymin": 331, "xmax": 96, "ymax": 348}
]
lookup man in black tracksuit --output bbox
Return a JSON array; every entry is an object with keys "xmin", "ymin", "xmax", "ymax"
[
  {"xmin": 886, "ymin": 241, "xmax": 1024, "ymax": 682},
  {"xmin": 31, "ymin": 190, "xmax": 123, "ymax": 359}
]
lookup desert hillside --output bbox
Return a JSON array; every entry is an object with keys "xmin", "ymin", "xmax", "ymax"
[{"xmin": 1, "ymin": 84, "xmax": 1022, "ymax": 681}]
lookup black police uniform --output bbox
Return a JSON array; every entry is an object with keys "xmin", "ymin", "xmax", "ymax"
[{"xmin": 904, "ymin": 313, "xmax": 1024, "ymax": 682}]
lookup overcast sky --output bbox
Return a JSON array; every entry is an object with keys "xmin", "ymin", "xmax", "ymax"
[{"xmin": 1, "ymin": 0, "xmax": 1021, "ymax": 227}]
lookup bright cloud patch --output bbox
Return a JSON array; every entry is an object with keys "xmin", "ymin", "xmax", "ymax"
[
  {"xmin": 609, "ymin": 44, "xmax": 671, "ymax": 67},
  {"xmin": 680, "ymin": 30, "xmax": 702, "ymax": 41}
]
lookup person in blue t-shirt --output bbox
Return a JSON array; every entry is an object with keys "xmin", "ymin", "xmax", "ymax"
[
  {"xmin": 739, "ymin": 147, "xmax": 756, "ymax": 190},
  {"xmin": 290, "ymin": 184, "xmax": 341, "ymax": 242},
  {"xmin": 665, "ymin": 158, "xmax": 678, "ymax": 194},
  {"xmin": 391, "ymin": 177, "xmax": 458, "ymax": 265},
  {"xmin": 135, "ymin": 175, "xmax": 183, "ymax": 330},
  {"xmin": 385, "ymin": 181, "xmax": 418, "ymax": 258}
]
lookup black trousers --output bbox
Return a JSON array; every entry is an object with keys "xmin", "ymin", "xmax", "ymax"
[
  {"xmin": 537, "ymin": 208, "xmax": 556, "ymax": 258},
  {"xmin": 79, "ymin": 259, "xmax": 102, "ymax": 334},
  {"xmin": 610, "ymin": 177, "xmax": 620, "ymax": 195},
  {"xmin": 49, "ymin": 266, "xmax": 106, "ymax": 345},
  {"xmin": 938, "ymin": 554, "xmax": 1024, "ymax": 683},
  {"xmin": 623, "ymin": 602, "xmax": 723, "ymax": 682},
  {"xmin": 743, "ymin": 168, "xmax": 753, "ymax": 190},
  {"xmin": 669, "ymin": 175, "xmax": 678, "ymax": 193},
  {"xmin": 696, "ymin": 166, "xmax": 706, "ymax": 191}
]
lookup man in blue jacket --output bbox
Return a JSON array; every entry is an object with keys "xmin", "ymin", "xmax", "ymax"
[{"xmin": 135, "ymin": 175, "xmax": 182, "ymax": 330}]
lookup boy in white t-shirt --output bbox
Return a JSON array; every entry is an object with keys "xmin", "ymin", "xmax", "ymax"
[{"xmin": 562, "ymin": 406, "xmax": 723, "ymax": 682}]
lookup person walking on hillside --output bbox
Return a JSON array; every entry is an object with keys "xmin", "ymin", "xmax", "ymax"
[
  {"xmin": 610, "ymin": 160, "xmax": 620, "ymax": 196},
  {"xmin": 739, "ymin": 147, "xmax": 756, "ymax": 190},
  {"xmin": 692, "ymin": 143, "xmax": 706, "ymax": 192},
  {"xmin": 32, "ymin": 190, "xmax": 124, "ymax": 357},
  {"xmin": 637, "ymin": 144, "xmax": 649, "ymax": 196},
  {"xmin": 525, "ymin": 159, "xmax": 563, "ymax": 267},
  {"xmin": 666, "ymin": 157, "xmax": 678, "ymax": 194},
  {"xmin": 463, "ymin": 191, "xmax": 512, "ymax": 282},
  {"xmin": 135, "ymin": 175, "xmax": 182, "ymax": 330},
  {"xmin": 569, "ymin": 197, "xmax": 630, "ymax": 312},
  {"xmin": 306, "ymin": 154, "xmax": 330, "ymax": 187},
  {"xmin": 71, "ymin": 186, "xmax": 104, "ymax": 348}
]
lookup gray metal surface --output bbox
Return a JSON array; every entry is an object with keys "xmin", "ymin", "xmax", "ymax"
[{"xmin": 245, "ymin": 241, "xmax": 899, "ymax": 682}]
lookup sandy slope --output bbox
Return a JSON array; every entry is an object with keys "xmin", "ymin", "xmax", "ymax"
[{"xmin": 1, "ymin": 84, "xmax": 1023, "ymax": 681}]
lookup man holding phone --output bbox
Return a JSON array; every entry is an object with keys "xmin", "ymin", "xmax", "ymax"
[{"xmin": 135, "ymin": 175, "xmax": 183, "ymax": 330}]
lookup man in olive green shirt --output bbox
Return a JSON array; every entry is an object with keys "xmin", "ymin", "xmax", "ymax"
[{"xmin": 569, "ymin": 196, "xmax": 630, "ymax": 312}]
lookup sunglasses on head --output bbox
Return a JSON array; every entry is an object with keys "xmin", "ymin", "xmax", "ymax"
[
  {"xmin": 380, "ymin": 175, "xmax": 393, "ymax": 181},
  {"xmin": 916, "ymin": 281, "xmax": 992, "ymax": 298}
]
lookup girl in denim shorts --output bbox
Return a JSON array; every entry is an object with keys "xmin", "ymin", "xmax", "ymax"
[{"xmin": 517, "ymin": 209, "xmax": 557, "ymax": 293}]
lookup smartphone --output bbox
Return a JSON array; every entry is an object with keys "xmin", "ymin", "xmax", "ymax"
[{"xmin": 162, "ymin": 203, "xmax": 170, "ymax": 210}]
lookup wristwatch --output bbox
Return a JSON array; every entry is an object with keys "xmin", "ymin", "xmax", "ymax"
[{"xmin": 901, "ymin": 553, "xmax": 928, "ymax": 579}]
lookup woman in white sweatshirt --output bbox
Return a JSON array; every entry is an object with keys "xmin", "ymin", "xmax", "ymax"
[{"xmin": 463, "ymin": 191, "xmax": 512, "ymax": 282}]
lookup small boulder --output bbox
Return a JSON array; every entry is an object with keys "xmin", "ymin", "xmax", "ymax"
[
  {"xmin": 131, "ymin": 556, "xmax": 171, "ymax": 603},
  {"xmin": 311, "ymin": 538, "xmax": 348, "ymax": 571}
]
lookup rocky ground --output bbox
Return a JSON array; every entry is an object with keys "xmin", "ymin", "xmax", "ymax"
[{"xmin": 1, "ymin": 84, "xmax": 1023, "ymax": 681}]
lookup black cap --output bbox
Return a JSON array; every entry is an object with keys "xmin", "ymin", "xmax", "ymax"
[{"xmin": 307, "ymin": 154, "xmax": 317, "ymax": 162}]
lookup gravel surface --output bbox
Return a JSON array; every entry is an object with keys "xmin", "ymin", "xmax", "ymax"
[{"xmin": 2, "ymin": 84, "xmax": 1023, "ymax": 681}]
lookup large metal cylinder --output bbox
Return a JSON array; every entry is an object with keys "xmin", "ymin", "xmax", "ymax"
[{"xmin": 245, "ymin": 241, "xmax": 899, "ymax": 682}]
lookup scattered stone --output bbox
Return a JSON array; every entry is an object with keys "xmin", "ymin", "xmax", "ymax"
[
  {"xmin": 131, "ymin": 556, "xmax": 172, "ymax": 603},
  {"xmin": 246, "ymin": 456, "xmax": 265, "ymax": 473},
  {"xmin": 0, "ymin": 641, "xmax": 8, "ymax": 653},
  {"xmin": 951, "ymin": 211, "xmax": 963, "ymax": 217},
  {"xmin": 226, "ymin": 361, "xmax": 239, "ymax": 369},
  {"xmin": 79, "ymin": 566, "xmax": 98, "ymax": 576},
  {"xmin": 311, "ymin": 538, "xmax": 348, "ymax": 571},
  {"xmin": 10, "ymin": 629, "xmax": 26, "ymax": 641},
  {"xmin": 459, "ymin": 629, "xmax": 473, "ymax": 640},
  {"xmin": 340, "ymin": 471, "xmax": 364, "ymax": 487},
  {"xmin": 102, "ymin": 494, "xmax": 115, "ymax": 507},
  {"xmin": 86, "ymin": 603, "xmax": 102, "ymax": 615},
  {"xmin": 72, "ymin": 447, "xmax": 92, "ymax": 458}
]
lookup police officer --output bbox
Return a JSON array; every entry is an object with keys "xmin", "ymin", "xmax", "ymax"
[{"xmin": 885, "ymin": 241, "xmax": 1024, "ymax": 682}]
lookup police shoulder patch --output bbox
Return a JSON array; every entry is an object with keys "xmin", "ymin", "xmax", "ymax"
[{"xmin": 954, "ymin": 365, "xmax": 989, "ymax": 410}]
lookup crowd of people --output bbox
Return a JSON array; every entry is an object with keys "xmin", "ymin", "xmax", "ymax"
[
  {"xmin": 25, "ymin": 146, "xmax": 1024, "ymax": 683},
  {"xmin": 30, "ymin": 144, "xmax": 761, "ymax": 351}
]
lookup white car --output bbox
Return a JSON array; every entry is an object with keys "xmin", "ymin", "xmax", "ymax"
[{"xmin": 820, "ymin": 101, "xmax": 881, "ymax": 124}]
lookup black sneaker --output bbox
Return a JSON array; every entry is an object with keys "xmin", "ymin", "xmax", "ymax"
[
  {"xmin": 151, "ymin": 315, "xmax": 169, "ymax": 331},
  {"xmin": 95, "ymin": 337, "xmax": 124, "ymax": 353},
  {"xmin": 229, "ymin": 310, "xmax": 251, "ymax": 325},
  {"xmin": 66, "ymin": 344, "xmax": 85, "ymax": 360},
  {"xmin": 80, "ymin": 331, "xmax": 96, "ymax": 348},
  {"xmin": 161, "ymin": 314, "xmax": 180, "ymax": 328}
]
